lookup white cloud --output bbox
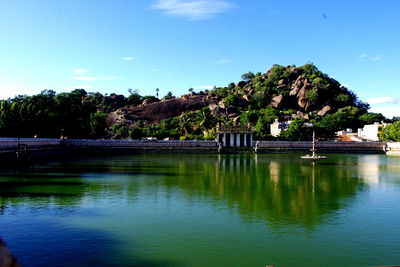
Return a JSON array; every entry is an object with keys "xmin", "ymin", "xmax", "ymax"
[
  {"xmin": 357, "ymin": 54, "xmax": 368, "ymax": 58},
  {"xmin": 122, "ymin": 57, "xmax": 137, "ymax": 61},
  {"xmin": 151, "ymin": 0, "xmax": 233, "ymax": 21},
  {"xmin": 367, "ymin": 97, "xmax": 399, "ymax": 105},
  {"xmin": 194, "ymin": 85, "xmax": 215, "ymax": 89},
  {"xmin": 73, "ymin": 69, "xmax": 88, "ymax": 74},
  {"xmin": 370, "ymin": 56, "xmax": 382, "ymax": 61},
  {"xmin": 71, "ymin": 76, "xmax": 98, "ymax": 81},
  {"xmin": 356, "ymin": 54, "xmax": 382, "ymax": 61},
  {"xmin": 216, "ymin": 59, "xmax": 233, "ymax": 64},
  {"xmin": 149, "ymin": 68, "xmax": 159, "ymax": 72},
  {"xmin": 369, "ymin": 106, "xmax": 400, "ymax": 119}
]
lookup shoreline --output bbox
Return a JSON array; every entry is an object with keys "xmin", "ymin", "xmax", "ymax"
[{"xmin": 0, "ymin": 138, "xmax": 393, "ymax": 162}]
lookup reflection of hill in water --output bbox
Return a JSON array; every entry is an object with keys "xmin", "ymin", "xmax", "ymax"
[
  {"xmin": 0, "ymin": 154, "xmax": 371, "ymax": 228},
  {"xmin": 162, "ymin": 154, "xmax": 367, "ymax": 229}
]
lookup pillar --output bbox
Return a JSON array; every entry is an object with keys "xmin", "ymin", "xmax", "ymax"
[
  {"xmin": 223, "ymin": 133, "xmax": 227, "ymax": 147},
  {"xmin": 244, "ymin": 133, "xmax": 248, "ymax": 147},
  {"xmin": 230, "ymin": 133, "xmax": 234, "ymax": 147},
  {"xmin": 250, "ymin": 134, "xmax": 253, "ymax": 147},
  {"xmin": 236, "ymin": 133, "xmax": 241, "ymax": 147}
]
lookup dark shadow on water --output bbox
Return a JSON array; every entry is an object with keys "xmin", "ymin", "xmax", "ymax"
[{"xmin": 2, "ymin": 222, "xmax": 183, "ymax": 267}]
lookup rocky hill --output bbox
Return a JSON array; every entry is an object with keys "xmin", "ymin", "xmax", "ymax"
[
  {"xmin": 0, "ymin": 63, "xmax": 380, "ymax": 140},
  {"xmin": 106, "ymin": 63, "xmax": 370, "ymax": 140}
]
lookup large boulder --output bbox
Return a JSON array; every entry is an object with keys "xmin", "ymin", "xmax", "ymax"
[
  {"xmin": 142, "ymin": 98, "xmax": 157, "ymax": 106},
  {"xmin": 233, "ymin": 116, "xmax": 241, "ymax": 125},
  {"xmin": 237, "ymin": 97, "xmax": 249, "ymax": 108},
  {"xmin": 277, "ymin": 79, "xmax": 286, "ymax": 89},
  {"xmin": 271, "ymin": 95, "xmax": 284, "ymax": 108},
  {"xmin": 289, "ymin": 75, "xmax": 313, "ymax": 111},
  {"xmin": 236, "ymin": 81, "xmax": 247, "ymax": 88},
  {"xmin": 317, "ymin": 105, "xmax": 332, "ymax": 116},
  {"xmin": 0, "ymin": 239, "xmax": 20, "ymax": 267},
  {"xmin": 218, "ymin": 100, "xmax": 226, "ymax": 109},
  {"xmin": 226, "ymin": 106, "xmax": 238, "ymax": 116},
  {"xmin": 209, "ymin": 103, "xmax": 222, "ymax": 116}
]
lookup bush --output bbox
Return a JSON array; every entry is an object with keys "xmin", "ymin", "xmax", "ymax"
[{"xmin": 224, "ymin": 95, "xmax": 238, "ymax": 106}]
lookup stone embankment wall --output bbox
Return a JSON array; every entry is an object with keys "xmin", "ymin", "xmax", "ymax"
[
  {"xmin": 386, "ymin": 142, "xmax": 400, "ymax": 156},
  {"xmin": 0, "ymin": 138, "xmax": 62, "ymax": 155},
  {"xmin": 256, "ymin": 141, "xmax": 386, "ymax": 153},
  {"xmin": 65, "ymin": 139, "xmax": 218, "ymax": 152},
  {"xmin": 0, "ymin": 138, "xmax": 391, "ymax": 156}
]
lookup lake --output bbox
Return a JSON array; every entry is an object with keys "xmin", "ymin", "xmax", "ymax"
[{"xmin": 1, "ymin": 153, "xmax": 400, "ymax": 267}]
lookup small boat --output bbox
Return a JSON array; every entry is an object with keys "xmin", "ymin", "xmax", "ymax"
[{"xmin": 301, "ymin": 130, "xmax": 327, "ymax": 161}]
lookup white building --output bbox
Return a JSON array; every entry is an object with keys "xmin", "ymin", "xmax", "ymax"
[
  {"xmin": 358, "ymin": 122, "xmax": 386, "ymax": 141},
  {"xmin": 270, "ymin": 119, "xmax": 292, "ymax": 137}
]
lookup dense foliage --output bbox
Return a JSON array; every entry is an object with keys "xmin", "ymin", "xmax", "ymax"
[
  {"xmin": 0, "ymin": 64, "xmax": 390, "ymax": 140},
  {"xmin": 380, "ymin": 122, "xmax": 400, "ymax": 142},
  {"xmin": 0, "ymin": 89, "xmax": 142, "ymax": 138}
]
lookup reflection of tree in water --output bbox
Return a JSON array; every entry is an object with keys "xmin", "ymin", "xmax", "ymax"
[
  {"xmin": 0, "ymin": 154, "xmax": 182, "ymax": 214},
  {"xmin": 0, "ymin": 170, "xmax": 87, "ymax": 214},
  {"xmin": 0, "ymin": 154, "xmax": 371, "ymax": 229},
  {"xmin": 166, "ymin": 154, "xmax": 367, "ymax": 229}
]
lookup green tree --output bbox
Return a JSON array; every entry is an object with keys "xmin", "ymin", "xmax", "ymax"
[
  {"xmin": 380, "ymin": 122, "xmax": 400, "ymax": 142},
  {"xmin": 279, "ymin": 118, "xmax": 307, "ymax": 140},
  {"xmin": 253, "ymin": 106, "xmax": 278, "ymax": 138},
  {"xmin": 359, "ymin": 113, "xmax": 384, "ymax": 125},
  {"xmin": 163, "ymin": 91, "xmax": 175, "ymax": 100},
  {"xmin": 127, "ymin": 89, "xmax": 142, "ymax": 106},
  {"xmin": 241, "ymin": 72, "xmax": 255, "ymax": 81},
  {"xmin": 90, "ymin": 110, "xmax": 106, "ymax": 138}
]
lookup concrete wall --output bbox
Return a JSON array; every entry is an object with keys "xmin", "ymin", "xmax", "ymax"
[
  {"xmin": 0, "ymin": 138, "xmax": 61, "ymax": 148},
  {"xmin": 0, "ymin": 138, "xmax": 62, "ymax": 154},
  {"xmin": 387, "ymin": 142, "xmax": 400, "ymax": 156},
  {"xmin": 0, "ymin": 138, "xmax": 390, "ymax": 155},
  {"xmin": 256, "ymin": 141, "xmax": 386, "ymax": 153},
  {"xmin": 65, "ymin": 139, "xmax": 218, "ymax": 151}
]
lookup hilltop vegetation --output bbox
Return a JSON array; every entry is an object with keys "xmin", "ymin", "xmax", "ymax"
[{"xmin": 0, "ymin": 64, "xmax": 387, "ymax": 140}]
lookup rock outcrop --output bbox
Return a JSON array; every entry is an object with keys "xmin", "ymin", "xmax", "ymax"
[
  {"xmin": 103, "ymin": 64, "xmax": 360, "ymax": 134},
  {"xmin": 107, "ymin": 93, "xmax": 219, "ymax": 127},
  {"xmin": 289, "ymin": 75, "xmax": 313, "ymax": 111},
  {"xmin": 0, "ymin": 239, "xmax": 20, "ymax": 267}
]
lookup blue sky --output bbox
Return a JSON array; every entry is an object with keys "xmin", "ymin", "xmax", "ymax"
[{"xmin": 0, "ymin": 0, "xmax": 399, "ymax": 117}]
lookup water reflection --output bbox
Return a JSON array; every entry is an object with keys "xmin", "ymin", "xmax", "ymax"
[
  {"xmin": 0, "ymin": 154, "xmax": 388, "ymax": 229},
  {"xmin": 164, "ymin": 154, "xmax": 367, "ymax": 228}
]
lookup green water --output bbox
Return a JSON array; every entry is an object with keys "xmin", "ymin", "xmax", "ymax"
[{"xmin": 1, "ymin": 153, "xmax": 400, "ymax": 267}]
